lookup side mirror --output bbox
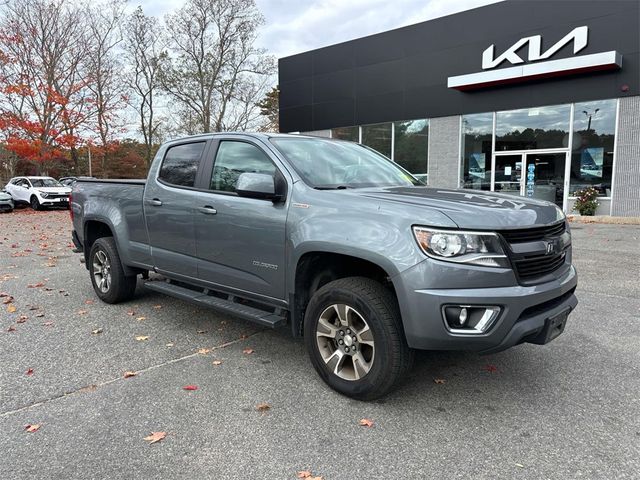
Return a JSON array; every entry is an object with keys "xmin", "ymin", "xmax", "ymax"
[{"xmin": 236, "ymin": 172, "xmax": 281, "ymax": 201}]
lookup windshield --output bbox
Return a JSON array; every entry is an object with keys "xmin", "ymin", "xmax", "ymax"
[
  {"xmin": 270, "ymin": 137, "xmax": 421, "ymax": 189},
  {"xmin": 29, "ymin": 178, "xmax": 61, "ymax": 188}
]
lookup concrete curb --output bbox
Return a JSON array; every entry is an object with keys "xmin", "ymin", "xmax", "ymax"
[{"xmin": 567, "ymin": 215, "xmax": 640, "ymax": 225}]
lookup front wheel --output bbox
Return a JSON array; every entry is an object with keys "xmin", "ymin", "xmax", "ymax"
[
  {"xmin": 89, "ymin": 237, "xmax": 137, "ymax": 304},
  {"xmin": 30, "ymin": 196, "xmax": 41, "ymax": 211},
  {"xmin": 304, "ymin": 277, "xmax": 413, "ymax": 400}
]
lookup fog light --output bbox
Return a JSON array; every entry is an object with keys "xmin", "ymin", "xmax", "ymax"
[
  {"xmin": 459, "ymin": 308, "xmax": 468, "ymax": 326},
  {"xmin": 443, "ymin": 306, "xmax": 501, "ymax": 334}
]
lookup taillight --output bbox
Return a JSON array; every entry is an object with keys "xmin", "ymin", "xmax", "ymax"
[{"xmin": 69, "ymin": 192, "xmax": 73, "ymax": 220}]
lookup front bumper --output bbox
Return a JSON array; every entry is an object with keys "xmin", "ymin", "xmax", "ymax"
[
  {"xmin": 0, "ymin": 200, "xmax": 13, "ymax": 211},
  {"xmin": 393, "ymin": 261, "xmax": 578, "ymax": 353},
  {"xmin": 40, "ymin": 197, "xmax": 69, "ymax": 207}
]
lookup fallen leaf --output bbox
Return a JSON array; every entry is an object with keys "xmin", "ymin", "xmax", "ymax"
[
  {"xmin": 143, "ymin": 431, "xmax": 166, "ymax": 444},
  {"xmin": 7, "ymin": 325, "xmax": 16, "ymax": 332},
  {"xmin": 123, "ymin": 371, "xmax": 137, "ymax": 378},
  {"xmin": 196, "ymin": 329, "xmax": 207, "ymax": 334},
  {"xmin": 77, "ymin": 309, "xmax": 88, "ymax": 315},
  {"xmin": 242, "ymin": 348, "xmax": 254, "ymax": 355},
  {"xmin": 153, "ymin": 305, "xmax": 162, "ymax": 310},
  {"xmin": 78, "ymin": 384, "xmax": 98, "ymax": 393},
  {"xmin": 359, "ymin": 418, "xmax": 374, "ymax": 428},
  {"xmin": 17, "ymin": 315, "xmax": 28, "ymax": 323},
  {"xmin": 0, "ymin": 291, "xmax": 9, "ymax": 297},
  {"xmin": 26, "ymin": 368, "xmax": 34, "ymax": 375},
  {"xmin": 484, "ymin": 364, "xmax": 498, "ymax": 373},
  {"xmin": 198, "ymin": 348, "xmax": 211, "ymax": 355},
  {"xmin": 25, "ymin": 424, "xmax": 41, "ymax": 433},
  {"xmin": 35, "ymin": 313, "xmax": 44, "ymax": 318},
  {"xmin": 135, "ymin": 335, "xmax": 149, "ymax": 341},
  {"xmin": 127, "ymin": 310, "xmax": 136, "ymax": 316},
  {"xmin": 91, "ymin": 328, "xmax": 103, "ymax": 335},
  {"xmin": 240, "ymin": 333, "xmax": 248, "ymax": 339},
  {"xmin": 182, "ymin": 385, "xmax": 198, "ymax": 391},
  {"xmin": 136, "ymin": 316, "xmax": 147, "ymax": 321},
  {"xmin": 256, "ymin": 402, "xmax": 270, "ymax": 412},
  {"xmin": 434, "ymin": 378, "xmax": 446, "ymax": 384},
  {"xmin": 515, "ymin": 463, "xmax": 524, "ymax": 468},
  {"xmin": 212, "ymin": 360, "xmax": 223, "ymax": 366},
  {"xmin": 7, "ymin": 304, "xmax": 16, "ymax": 313},
  {"xmin": 165, "ymin": 343, "xmax": 174, "ymax": 347},
  {"xmin": 84, "ymin": 300, "xmax": 94, "ymax": 305},
  {"xmin": 2, "ymin": 296, "xmax": 13, "ymax": 304},
  {"xmin": 27, "ymin": 282, "xmax": 45, "ymax": 288},
  {"xmin": 297, "ymin": 472, "xmax": 312, "ymax": 479},
  {"xmin": 42, "ymin": 322, "xmax": 54, "ymax": 327}
]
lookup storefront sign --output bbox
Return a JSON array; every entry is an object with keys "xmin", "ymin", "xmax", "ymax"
[{"xmin": 448, "ymin": 26, "xmax": 622, "ymax": 91}]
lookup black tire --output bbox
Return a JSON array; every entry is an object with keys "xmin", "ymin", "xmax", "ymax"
[
  {"xmin": 89, "ymin": 237, "xmax": 137, "ymax": 304},
  {"xmin": 30, "ymin": 196, "xmax": 41, "ymax": 211},
  {"xmin": 304, "ymin": 277, "xmax": 414, "ymax": 400}
]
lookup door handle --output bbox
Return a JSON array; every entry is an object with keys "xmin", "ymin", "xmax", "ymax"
[
  {"xmin": 198, "ymin": 206, "xmax": 217, "ymax": 215},
  {"xmin": 148, "ymin": 198, "xmax": 163, "ymax": 206}
]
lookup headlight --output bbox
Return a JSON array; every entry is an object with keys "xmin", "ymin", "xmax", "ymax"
[
  {"xmin": 38, "ymin": 191, "xmax": 48, "ymax": 198},
  {"xmin": 413, "ymin": 227, "xmax": 509, "ymax": 268}
]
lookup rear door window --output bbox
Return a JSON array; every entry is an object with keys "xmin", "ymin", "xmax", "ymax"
[{"xmin": 159, "ymin": 142, "xmax": 206, "ymax": 187}]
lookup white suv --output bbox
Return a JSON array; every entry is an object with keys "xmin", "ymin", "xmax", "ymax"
[{"xmin": 5, "ymin": 176, "xmax": 72, "ymax": 210}]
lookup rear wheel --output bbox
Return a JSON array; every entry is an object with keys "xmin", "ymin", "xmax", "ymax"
[
  {"xmin": 30, "ymin": 196, "xmax": 41, "ymax": 211},
  {"xmin": 304, "ymin": 277, "xmax": 413, "ymax": 400},
  {"xmin": 89, "ymin": 237, "xmax": 137, "ymax": 304}
]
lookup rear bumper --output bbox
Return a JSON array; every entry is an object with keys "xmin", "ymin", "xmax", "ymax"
[{"xmin": 394, "ymin": 262, "xmax": 578, "ymax": 353}]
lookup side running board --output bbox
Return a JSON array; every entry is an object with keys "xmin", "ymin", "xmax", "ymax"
[{"xmin": 143, "ymin": 280, "xmax": 287, "ymax": 329}]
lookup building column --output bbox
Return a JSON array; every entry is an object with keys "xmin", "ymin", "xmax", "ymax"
[
  {"xmin": 611, "ymin": 96, "xmax": 640, "ymax": 216},
  {"xmin": 427, "ymin": 115, "xmax": 461, "ymax": 188}
]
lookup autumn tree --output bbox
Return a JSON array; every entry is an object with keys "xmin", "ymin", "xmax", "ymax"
[
  {"xmin": 84, "ymin": 0, "xmax": 128, "ymax": 177},
  {"xmin": 257, "ymin": 86, "xmax": 279, "ymax": 132},
  {"xmin": 158, "ymin": 0, "xmax": 275, "ymax": 134},
  {"xmin": 125, "ymin": 6, "xmax": 164, "ymax": 167},
  {"xmin": 0, "ymin": 0, "xmax": 88, "ymax": 174}
]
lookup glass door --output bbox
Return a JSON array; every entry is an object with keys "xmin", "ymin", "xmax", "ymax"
[
  {"xmin": 523, "ymin": 152, "xmax": 567, "ymax": 208},
  {"xmin": 493, "ymin": 153, "xmax": 523, "ymax": 197}
]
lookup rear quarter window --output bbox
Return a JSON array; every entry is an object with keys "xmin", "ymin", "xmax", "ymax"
[{"xmin": 158, "ymin": 142, "xmax": 206, "ymax": 187}]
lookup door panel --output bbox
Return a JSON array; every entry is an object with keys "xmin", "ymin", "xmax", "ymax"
[
  {"xmin": 194, "ymin": 139, "xmax": 288, "ymax": 300},
  {"xmin": 144, "ymin": 141, "xmax": 208, "ymax": 278}
]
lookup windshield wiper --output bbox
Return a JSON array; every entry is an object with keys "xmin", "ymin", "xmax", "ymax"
[{"xmin": 313, "ymin": 185, "xmax": 352, "ymax": 190}]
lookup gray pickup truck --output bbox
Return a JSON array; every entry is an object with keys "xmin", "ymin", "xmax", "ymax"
[{"xmin": 71, "ymin": 132, "xmax": 577, "ymax": 399}]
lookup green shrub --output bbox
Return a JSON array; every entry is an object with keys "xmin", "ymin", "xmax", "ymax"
[{"xmin": 572, "ymin": 187, "xmax": 600, "ymax": 216}]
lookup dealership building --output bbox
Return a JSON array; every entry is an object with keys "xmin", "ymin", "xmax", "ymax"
[{"xmin": 278, "ymin": 0, "xmax": 640, "ymax": 216}]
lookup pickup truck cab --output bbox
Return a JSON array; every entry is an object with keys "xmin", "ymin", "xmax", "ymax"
[{"xmin": 71, "ymin": 133, "xmax": 577, "ymax": 399}]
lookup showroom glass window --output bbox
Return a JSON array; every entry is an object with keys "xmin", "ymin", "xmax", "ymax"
[
  {"xmin": 460, "ymin": 113, "xmax": 493, "ymax": 190},
  {"xmin": 495, "ymin": 104, "xmax": 571, "ymax": 151},
  {"xmin": 394, "ymin": 119, "xmax": 428, "ymax": 182},
  {"xmin": 569, "ymin": 99, "xmax": 616, "ymax": 197},
  {"xmin": 331, "ymin": 126, "xmax": 359, "ymax": 142},
  {"xmin": 361, "ymin": 123, "xmax": 392, "ymax": 158}
]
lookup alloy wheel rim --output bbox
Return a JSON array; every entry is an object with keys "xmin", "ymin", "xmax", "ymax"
[
  {"xmin": 315, "ymin": 303, "xmax": 375, "ymax": 381},
  {"xmin": 92, "ymin": 249, "xmax": 112, "ymax": 293}
]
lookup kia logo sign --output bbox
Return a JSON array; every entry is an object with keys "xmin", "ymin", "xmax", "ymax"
[
  {"xmin": 481, "ymin": 26, "xmax": 588, "ymax": 70},
  {"xmin": 448, "ymin": 26, "xmax": 622, "ymax": 91}
]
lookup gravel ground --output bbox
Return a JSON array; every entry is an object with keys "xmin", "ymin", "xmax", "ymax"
[{"xmin": 1, "ymin": 208, "xmax": 639, "ymax": 479}]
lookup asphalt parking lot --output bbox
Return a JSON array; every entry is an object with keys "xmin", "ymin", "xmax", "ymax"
[{"xmin": 1, "ymin": 208, "xmax": 639, "ymax": 479}]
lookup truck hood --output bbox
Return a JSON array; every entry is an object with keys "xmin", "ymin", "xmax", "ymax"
[{"xmin": 357, "ymin": 186, "xmax": 564, "ymax": 229}]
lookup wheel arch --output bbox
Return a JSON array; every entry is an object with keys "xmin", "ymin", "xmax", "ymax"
[
  {"xmin": 83, "ymin": 219, "xmax": 140, "ymax": 276},
  {"xmin": 290, "ymin": 251, "xmax": 400, "ymax": 337}
]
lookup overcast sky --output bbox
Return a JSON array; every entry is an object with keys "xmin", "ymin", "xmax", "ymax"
[{"xmin": 133, "ymin": 0, "xmax": 503, "ymax": 59}]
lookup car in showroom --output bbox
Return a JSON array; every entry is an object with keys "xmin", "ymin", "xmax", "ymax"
[
  {"xmin": 5, "ymin": 176, "xmax": 72, "ymax": 210},
  {"xmin": 0, "ymin": 188, "xmax": 14, "ymax": 213}
]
